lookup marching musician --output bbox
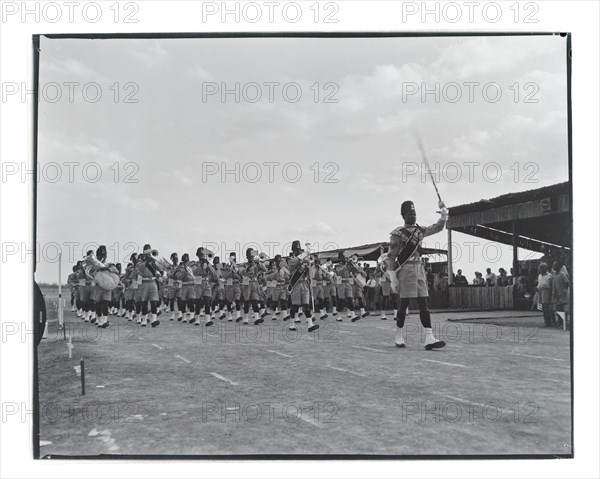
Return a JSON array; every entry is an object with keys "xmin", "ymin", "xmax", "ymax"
[
  {"xmin": 287, "ymin": 241, "xmax": 319, "ymax": 333},
  {"xmin": 174, "ymin": 253, "xmax": 196, "ymax": 323},
  {"xmin": 111, "ymin": 263, "xmax": 124, "ymax": 317},
  {"xmin": 92, "ymin": 245, "xmax": 112, "ymax": 328},
  {"xmin": 191, "ymin": 249, "xmax": 218, "ymax": 327},
  {"xmin": 222, "ymin": 252, "xmax": 243, "ymax": 322},
  {"xmin": 67, "ymin": 265, "xmax": 80, "ymax": 315},
  {"xmin": 377, "ymin": 260, "xmax": 397, "ymax": 320},
  {"xmin": 122, "ymin": 255, "xmax": 138, "ymax": 322},
  {"xmin": 265, "ymin": 255, "xmax": 291, "ymax": 321},
  {"xmin": 80, "ymin": 249, "xmax": 97, "ymax": 323},
  {"xmin": 310, "ymin": 256, "xmax": 329, "ymax": 321},
  {"xmin": 211, "ymin": 257, "xmax": 227, "ymax": 320},
  {"xmin": 238, "ymin": 248, "xmax": 267, "ymax": 325},
  {"xmin": 321, "ymin": 258, "xmax": 338, "ymax": 317},
  {"xmin": 333, "ymin": 251, "xmax": 359, "ymax": 322},
  {"xmin": 137, "ymin": 244, "xmax": 161, "ymax": 327},
  {"xmin": 167, "ymin": 253, "xmax": 183, "ymax": 321},
  {"xmin": 386, "ymin": 200, "xmax": 448, "ymax": 349},
  {"xmin": 349, "ymin": 253, "xmax": 369, "ymax": 319}
]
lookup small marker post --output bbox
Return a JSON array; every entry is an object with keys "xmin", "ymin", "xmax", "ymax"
[{"xmin": 80, "ymin": 358, "xmax": 85, "ymax": 396}]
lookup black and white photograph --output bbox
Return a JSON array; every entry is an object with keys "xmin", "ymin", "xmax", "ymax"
[
  {"xmin": 31, "ymin": 31, "xmax": 573, "ymax": 458},
  {"xmin": 1, "ymin": 2, "xmax": 599, "ymax": 476}
]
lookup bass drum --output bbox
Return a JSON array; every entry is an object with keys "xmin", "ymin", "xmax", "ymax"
[
  {"xmin": 354, "ymin": 275, "xmax": 366, "ymax": 289},
  {"xmin": 94, "ymin": 271, "xmax": 120, "ymax": 291}
]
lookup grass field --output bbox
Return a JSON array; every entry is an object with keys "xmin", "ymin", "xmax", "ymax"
[{"xmin": 37, "ymin": 289, "xmax": 572, "ymax": 458}]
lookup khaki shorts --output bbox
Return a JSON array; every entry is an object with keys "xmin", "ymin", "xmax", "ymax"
[
  {"xmin": 336, "ymin": 282, "xmax": 354, "ymax": 299},
  {"xmin": 291, "ymin": 281, "xmax": 310, "ymax": 306},
  {"xmin": 94, "ymin": 285, "xmax": 112, "ymax": 302},
  {"xmin": 139, "ymin": 280, "xmax": 160, "ymax": 302},
  {"xmin": 180, "ymin": 284, "xmax": 196, "ymax": 301},
  {"xmin": 242, "ymin": 282, "xmax": 260, "ymax": 301},
  {"xmin": 313, "ymin": 283, "xmax": 324, "ymax": 300},
  {"xmin": 79, "ymin": 284, "xmax": 93, "ymax": 302},
  {"xmin": 225, "ymin": 284, "xmax": 241, "ymax": 302}
]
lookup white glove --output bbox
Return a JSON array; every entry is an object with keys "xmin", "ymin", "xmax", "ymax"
[{"xmin": 440, "ymin": 207, "xmax": 449, "ymax": 220}]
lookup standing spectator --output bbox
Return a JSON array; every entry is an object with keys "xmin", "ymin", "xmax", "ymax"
[
  {"xmin": 537, "ymin": 263, "xmax": 554, "ymax": 327},
  {"xmin": 485, "ymin": 268, "xmax": 497, "ymax": 286},
  {"xmin": 496, "ymin": 268, "xmax": 511, "ymax": 286},
  {"xmin": 434, "ymin": 271, "xmax": 448, "ymax": 291},
  {"xmin": 426, "ymin": 267, "xmax": 435, "ymax": 292},
  {"xmin": 454, "ymin": 269, "xmax": 468, "ymax": 286},
  {"xmin": 472, "ymin": 272, "xmax": 485, "ymax": 286},
  {"xmin": 552, "ymin": 260, "xmax": 570, "ymax": 328}
]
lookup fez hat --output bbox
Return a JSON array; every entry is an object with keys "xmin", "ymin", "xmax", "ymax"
[
  {"xmin": 181, "ymin": 253, "xmax": 190, "ymax": 262},
  {"xmin": 143, "ymin": 244, "xmax": 152, "ymax": 254},
  {"xmin": 401, "ymin": 200, "xmax": 416, "ymax": 216},
  {"xmin": 291, "ymin": 240, "xmax": 304, "ymax": 254}
]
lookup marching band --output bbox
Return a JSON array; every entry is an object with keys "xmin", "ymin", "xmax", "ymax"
[{"xmin": 67, "ymin": 199, "xmax": 449, "ymax": 348}]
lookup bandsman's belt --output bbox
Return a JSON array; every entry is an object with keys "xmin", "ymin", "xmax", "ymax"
[
  {"xmin": 313, "ymin": 281, "xmax": 324, "ymax": 286},
  {"xmin": 404, "ymin": 260, "xmax": 422, "ymax": 265},
  {"xmin": 85, "ymin": 281, "xmax": 92, "ymax": 285},
  {"xmin": 142, "ymin": 278, "xmax": 155, "ymax": 282},
  {"xmin": 182, "ymin": 281, "xmax": 194, "ymax": 286}
]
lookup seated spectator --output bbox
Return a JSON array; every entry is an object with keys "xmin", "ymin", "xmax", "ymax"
[
  {"xmin": 454, "ymin": 269, "xmax": 468, "ymax": 286},
  {"xmin": 472, "ymin": 272, "xmax": 485, "ymax": 286},
  {"xmin": 514, "ymin": 275, "xmax": 532, "ymax": 310},
  {"xmin": 537, "ymin": 263, "xmax": 554, "ymax": 327},
  {"xmin": 496, "ymin": 268, "xmax": 511, "ymax": 286},
  {"xmin": 485, "ymin": 268, "xmax": 496, "ymax": 286}
]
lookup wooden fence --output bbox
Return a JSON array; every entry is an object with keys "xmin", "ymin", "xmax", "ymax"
[{"xmin": 448, "ymin": 286, "xmax": 514, "ymax": 310}]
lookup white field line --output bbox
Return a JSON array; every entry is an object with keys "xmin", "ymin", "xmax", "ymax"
[
  {"xmin": 266, "ymin": 350, "xmax": 294, "ymax": 358},
  {"xmin": 423, "ymin": 359, "xmax": 468, "ymax": 368},
  {"xmin": 210, "ymin": 372, "xmax": 239, "ymax": 386},
  {"xmin": 151, "ymin": 343, "xmax": 164, "ymax": 350},
  {"xmin": 351, "ymin": 345, "xmax": 387, "ymax": 353},
  {"xmin": 324, "ymin": 365, "xmax": 367, "ymax": 378},
  {"xmin": 510, "ymin": 352, "xmax": 567, "ymax": 362},
  {"xmin": 174, "ymin": 354, "xmax": 191, "ymax": 364}
]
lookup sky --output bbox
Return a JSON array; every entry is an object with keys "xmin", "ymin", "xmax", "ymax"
[{"xmin": 36, "ymin": 34, "xmax": 569, "ymax": 283}]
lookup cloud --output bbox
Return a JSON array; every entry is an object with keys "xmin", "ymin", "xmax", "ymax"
[{"xmin": 116, "ymin": 195, "xmax": 160, "ymax": 212}]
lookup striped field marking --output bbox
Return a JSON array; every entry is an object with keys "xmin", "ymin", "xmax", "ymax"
[
  {"xmin": 510, "ymin": 352, "xmax": 566, "ymax": 362},
  {"xmin": 324, "ymin": 365, "xmax": 367, "ymax": 378},
  {"xmin": 266, "ymin": 350, "xmax": 294, "ymax": 358},
  {"xmin": 423, "ymin": 358, "xmax": 468, "ymax": 368},
  {"xmin": 351, "ymin": 345, "xmax": 387, "ymax": 353},
  {"xmin": 174, "ymin": 354, "xmax": 191, "ymax": 364},
  {"xmin": 210, "ymin": 372, "xmax": 239, "ymax": 386}
]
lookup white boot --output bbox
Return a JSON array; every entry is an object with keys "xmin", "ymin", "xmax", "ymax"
[
  {"xmin": 150, "ymin": 313, "xmax": 159, "ymax": 327},
  {"xmin": 395, "ymin": 327, "xmax": 405, "ymax": 348},
  {"xmin": 423, "ymin": 327, "xmax": 445, "ymax": 350},
  {"xmin": 195, "ymin": 314, "xmax": 201, "ymax": 326},
  {"xmin": 141, "ymin": 315, "xmax": 148, "ymax": 327}
]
